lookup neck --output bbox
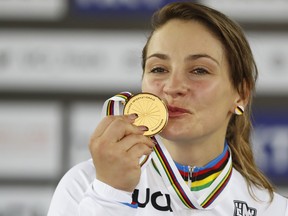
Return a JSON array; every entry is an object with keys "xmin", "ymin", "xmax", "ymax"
[{"xmin": 160, "ymin": 137, "xmax": 225, "ymax": 167}]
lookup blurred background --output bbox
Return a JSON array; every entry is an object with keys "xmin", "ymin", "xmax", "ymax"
[{"xmin": 0, "ymin": 0, "xmax": 287, "ymax": 215}]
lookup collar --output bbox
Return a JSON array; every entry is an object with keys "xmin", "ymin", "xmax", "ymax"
[
  {"xmin": 175, "ymin": 142, "xmax": 229, "ymax": 191},
  {"xmin": 151, "ymin": 136, "xmax": 233, "ymax": 210}
]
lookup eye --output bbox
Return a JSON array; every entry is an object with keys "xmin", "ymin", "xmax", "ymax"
[
  {"xmin": 192, "ymin": 67, "xmax": 209, "ymax": 75},
  {"xmin": 150, "ymin": 67, "xmax": 167, "ymax": 73}
]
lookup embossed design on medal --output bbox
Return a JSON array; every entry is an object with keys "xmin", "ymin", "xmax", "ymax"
[{"xmin": 123, "ymin": 93, "xmax": 168, "ymax": 136}]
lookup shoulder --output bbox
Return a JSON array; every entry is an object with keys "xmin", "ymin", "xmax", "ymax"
[
  {"xmin": 48, "ymin": 159, "xmax": 96, "ymax": 215},
  {"xmin": 230, "ymin": 168, "xmax": 288, "ymax": 214},
  {"xmin": 54, "ymin": 159, "xmax": 96, "ymax": 201},
  {"xmin": 270, "ymin": 192, "xmax": 288, "ymax": 210},
  {"xmin": 229, "ymin": 168, "xmax": 250, "ymax": 192},
  {"xmin": 63, "ymin": 159, "xmax": 96, "ymax": 181}
]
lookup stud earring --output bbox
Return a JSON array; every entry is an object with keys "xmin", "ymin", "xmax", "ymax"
[{"xmin": 235, "ymin": 105, "xmax": 244, "ymax": 115}]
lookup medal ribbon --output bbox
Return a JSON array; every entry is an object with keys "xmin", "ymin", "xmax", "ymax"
[
  {"xmin": 151, "ymin": 135, "xmax": 232, "ymax": 210},
  {"xmin": 102, "ymin": 91, "xmax": 133, "ymax": 116}
]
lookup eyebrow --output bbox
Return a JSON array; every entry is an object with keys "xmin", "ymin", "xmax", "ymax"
[
  {"xmin": 146, "ymin": 53, "xmax": 220, "ymax": 66},
  {"xmin": 186, "ymin": 54, "xmax": 220, "ymax": 66},
  {"xmin": 146, "ymin": 53, "xmax": 169, "ymax": 61}
]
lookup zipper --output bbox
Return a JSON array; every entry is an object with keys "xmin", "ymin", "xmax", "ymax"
[{"xmin": 188, "ymin": 166, "xmax": 196, "ymax": 190}]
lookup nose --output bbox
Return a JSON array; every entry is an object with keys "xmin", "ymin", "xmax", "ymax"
[{"xmin": 163, "ymin": 72, "xmax": 189, "ymax": 98}]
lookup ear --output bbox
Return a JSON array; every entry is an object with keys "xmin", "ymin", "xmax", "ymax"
[{"xmin": 231, "ymin": 81, "xmax": 250, "ymax": 113}]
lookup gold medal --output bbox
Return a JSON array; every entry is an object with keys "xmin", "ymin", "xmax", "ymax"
[{"xmin": 123, "ymin": 93, "xmax": 168, "ymax": 136}]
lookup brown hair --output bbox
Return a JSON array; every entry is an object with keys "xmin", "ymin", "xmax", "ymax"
[{"xmin": 142, "ymin": 2, "xmax": 274, "ymax": 201}]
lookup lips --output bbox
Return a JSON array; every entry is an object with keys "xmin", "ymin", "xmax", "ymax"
[{"xmin": 167, "ymin": 105, "xmax": 191, "ymax": 118}]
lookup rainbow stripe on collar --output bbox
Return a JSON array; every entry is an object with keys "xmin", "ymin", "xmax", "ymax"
[
  {"xmin": 176, "ymin": 144, "xmax": 229, "ymax": 192},
  {"xmin": 151, "ymin": 137, "xmax": 233, "ymax": 210}
]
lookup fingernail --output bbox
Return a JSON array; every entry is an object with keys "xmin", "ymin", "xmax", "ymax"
[
  {"xmin": 128, "ymin": 113, "xmax": 138, "ymax": 120},
  {"xmin": 138, "ymin": 125, "xmax": 149, "ymax": 131}
]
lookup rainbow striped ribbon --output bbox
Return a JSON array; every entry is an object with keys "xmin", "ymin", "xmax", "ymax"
[
  {"xmin": 102, "ymin": 91, "xmax": 133, "ymax": 116},
  {"xmin": 151, "ymin": 135, "xmax": 232, "ymax": 210}
]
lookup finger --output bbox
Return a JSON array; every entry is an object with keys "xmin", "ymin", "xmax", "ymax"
[
  {"xmin": 91, "ymin": 116, "xmax": 115, "ymax": 139},
  {"xmin": 119, "ymin": 134, "xmax": 155, "ymax": 151},
  {"xmin": 127, "ymin": 143, "xmax": 154, "ymax": 159},
  {"xmin": 92, "ymin": 114, "xmax": 138, "ymax": 139},
  {"xmin": 102, "ymin": 118, "xmax": 148, "ymax": 143}
]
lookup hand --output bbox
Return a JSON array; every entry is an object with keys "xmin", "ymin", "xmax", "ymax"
[{"xmin": 89, "ymin": 114, "xmax": 155, "ymax": 192}]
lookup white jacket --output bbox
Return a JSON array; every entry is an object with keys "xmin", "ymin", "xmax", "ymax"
[
  {"xmin": 48, "ymin": 93, "xmax": 288, "ymax": 215},
  {"xmin": 47, "ymin": 153, "xmax": 288, "ymax": 216}
]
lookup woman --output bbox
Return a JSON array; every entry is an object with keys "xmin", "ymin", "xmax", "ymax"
[{"xmin": 48, "ymin": 2, "xmax": 288, "ymax": 215}]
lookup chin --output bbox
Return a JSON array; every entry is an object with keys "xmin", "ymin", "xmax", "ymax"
[
  {"xmin": 160, "ymin": 124, "xmax": 197, "ymax": 142},
  {"xmin": 160, "ymin": 128, "xmax": 183, "ymax": 140}
]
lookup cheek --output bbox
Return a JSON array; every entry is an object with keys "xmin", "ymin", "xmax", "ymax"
[
  {"xmin": 191, "ymin": 81, "xmax": 216, "ymax": 101},
  {"xmin": 200, "ymin": 81, "xmax": 235, "ymax": 114},
  {"xmin": 141, "ymin": 77, "xmax": 162, "ymax": 93},
  {"xmin": 193, "ymin": 81, "xmax": 229, "ymax": 110}
]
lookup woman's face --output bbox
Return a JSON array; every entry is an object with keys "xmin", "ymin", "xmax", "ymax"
[{"xmin": 142, "ymin": 19, "xmax": 241, "ymax": 144}]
